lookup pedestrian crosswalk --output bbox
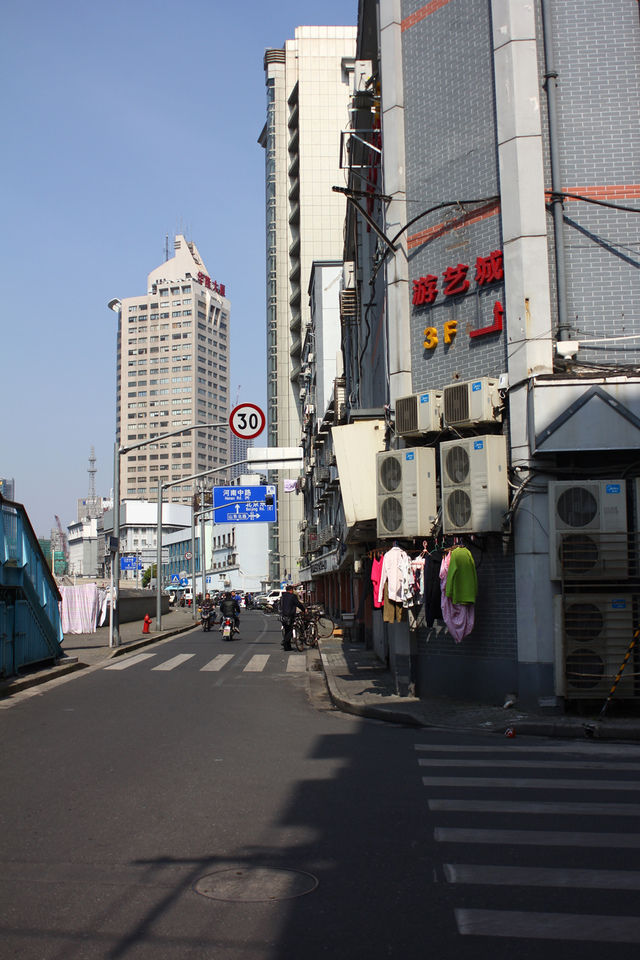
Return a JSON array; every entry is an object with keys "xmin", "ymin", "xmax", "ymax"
[
  {"xmin": 103, "ymin": 650, "xmax": 307, "ymax": 675},
  {"xmin": 417, "ymin": 738, "xmax": 640, "ymax": 944}
]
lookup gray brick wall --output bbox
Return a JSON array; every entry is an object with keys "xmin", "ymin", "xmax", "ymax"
[
  {"xmin": 400, "ymin": 0, "xmax": 517, "ymax": 680},
  {"xmin": 401, "ymin": 0, "xmax": 507, "ymax": 392},
  {"xmin": 536, "ymin": 0, "xmax": 640, "ymax": 364}
]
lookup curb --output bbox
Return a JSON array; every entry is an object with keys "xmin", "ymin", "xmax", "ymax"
[
  {"xmin": 107, "ymin": 622, "xmax": 197, "ymax": 658},
  {"xmin": 0, "ymin": 622, "xmax": 198, "ymax": 699},
  {"xmin": 318, "ymin": 647, "xmax": 640, "ymax": 741}
]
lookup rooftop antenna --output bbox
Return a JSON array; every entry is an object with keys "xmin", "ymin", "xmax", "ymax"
[{"xmin": 165, "ymin": 234, "xmax": 169, "ymax": 262}]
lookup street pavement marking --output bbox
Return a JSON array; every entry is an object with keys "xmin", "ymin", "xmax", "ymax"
[
  {"xmin": 287, "ymin": 654, "xmax": 307, "ymax": 672},
  {"xmin": 419, "ymin": 758, "xmax": 640, "ymax": 772},
  {"xmin": 435, "ymin": 827, "xmax": 640, "ymax": 847},
  {"xmin": 243, "ymin": 655, "xmax": 269, "ymax": 672},
  {"xmin": 444, "ymin": 863, "xmax": 640, "ymax": 890},
  {"xmin": 201, "ymin": 654, "xmax": 234, "ymax": 672},
  {"xmin": 422, "ymin": 776, "xmax": 640, "ymax": 791},
  {"xmin": 151, "ymin": 654, "xmax": 195, "ymax": 671},
  {"xmin": 104, "ymin": 653, "xmax": 156, "ymax": 670},
  {"xmin": 455, "ymin": 908, "xmax": 640, "ymax": 942},
  {"xmin": 428, "ymin": 799, "xmax": 640, "ymax": 816},
  {"xmin": 415, "ymin": 742, "xmax": 640, "ymax": 757}
]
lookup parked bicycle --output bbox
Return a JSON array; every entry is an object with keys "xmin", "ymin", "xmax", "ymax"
[
  {"xmin": 286, "ymin": 606, "xmax": 335, "ymax": 651},
  {"xmin": 306, "ymin": 604, "xmax": 335, "ymax": 639}
]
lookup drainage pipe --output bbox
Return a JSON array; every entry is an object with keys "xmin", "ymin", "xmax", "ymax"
[{"xmin": 540, "ymin": 0, "xmax": 571, "ymax": 341}]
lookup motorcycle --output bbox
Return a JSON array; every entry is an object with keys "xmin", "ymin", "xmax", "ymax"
[
  {"xmin": 201, "ymin": 609, "xmax": 214, "ymax": 632},
  {"xmin": 220, "ymin": 616, "xmax": 238, "ymax": 640}
]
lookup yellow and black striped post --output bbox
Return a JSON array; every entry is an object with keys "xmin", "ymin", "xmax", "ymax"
[{"xmin": 598, "ymin": 624, "xmax": 640, "ymax": 721}]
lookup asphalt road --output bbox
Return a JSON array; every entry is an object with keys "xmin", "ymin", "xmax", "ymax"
[{"xmin": 2, "ymin": 611, "xmax": 640, "ymax": 959}]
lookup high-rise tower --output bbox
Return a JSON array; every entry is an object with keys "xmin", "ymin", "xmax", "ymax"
[
  {"xmin": 260, "ymin": 26, "xmax": 356, "ymax": 584},
  {"xmin": 115, "ymin": 236, "xmax": 230, "ymax": 504}
]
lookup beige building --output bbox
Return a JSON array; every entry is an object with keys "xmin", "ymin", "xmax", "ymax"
[
  {"xmin": 260, "ymin": 25, "xmax": 356, "ymax": 585},
  {"xmin": 115, "ymin": 236, "xmax": 230, "ymax": 504}
]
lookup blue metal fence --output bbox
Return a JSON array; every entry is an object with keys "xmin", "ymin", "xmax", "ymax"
[{"xmin": 0, "ymin": 496, "xmax": 63, "ymax": 677}]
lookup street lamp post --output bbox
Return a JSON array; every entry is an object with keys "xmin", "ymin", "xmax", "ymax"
[{"xmin": 108, "ymin": 298, "xmax": 123, "ymax": 647}]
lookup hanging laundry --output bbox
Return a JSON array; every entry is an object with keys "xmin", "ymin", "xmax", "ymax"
[
  {"xmin": 382, "ymin": 581, "xmax": 407, "ymax": 623},
  {"xmin": 424, "ymin": 554, "xmax": 443, "ymax": 627},
  {"xmin": 445, "ymin": 546, "xmax": 478, "ymax": 605},
  {"xmin": 405, "ymin": 557, "xmax": 425, "ymax": 608},
  {"xmin": 370, "ymin": 554, "xmax": 384, "ymax": 609},
  {"xmin": 439, "ymin": 552, "xmax": 475, "ymax": 642},
  {"xmin": 378, "ymin": 544, "xmax": 411, "ymax": 605}
]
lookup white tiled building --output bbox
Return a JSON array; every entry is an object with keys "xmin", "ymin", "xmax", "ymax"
[
  {"xmin": 260, "ymin": 26, "xmax": 357, "ymax": 586},
  {"xmin": 116, "ymin": 235, "xmax": 231, "ymax": 504}
]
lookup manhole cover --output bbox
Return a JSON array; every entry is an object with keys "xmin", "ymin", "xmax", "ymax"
[{"xmin": 193, "ymin": 866, "xmax": 318, "ymax": 902}]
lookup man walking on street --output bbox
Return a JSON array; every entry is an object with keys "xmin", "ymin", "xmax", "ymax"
[{"xmin": 280, "ymin": 584, "xmax": 305, "ymax": 651}]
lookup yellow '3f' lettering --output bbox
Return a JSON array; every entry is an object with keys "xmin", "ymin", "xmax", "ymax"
[
  {"xmin": 423, "ymin": 326, "xmax": 438, "ymax": 350},
  {"xmin": 444, "ymin": 319, "xmax": 458, "ymax": 344}
]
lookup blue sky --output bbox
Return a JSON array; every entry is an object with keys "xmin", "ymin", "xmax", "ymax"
[{"xmin": 1, "ymin": 0, "xmax": 357, "ymax": 537}]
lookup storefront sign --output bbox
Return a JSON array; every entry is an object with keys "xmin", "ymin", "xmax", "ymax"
[
  {"xmin": 414, "ymin": 249, "xmax": 504, "ymax": 350},
  {"xmin": 412, "ymin": 250, "xmax": 503, "ymax": 306}
]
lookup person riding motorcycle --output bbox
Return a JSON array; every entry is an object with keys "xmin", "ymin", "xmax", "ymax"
[
  {"xmin": 200, "ymin": 592, "xmax": 215, "ymax": 629},
  {"xmin": 219, "ymin": 591, "xmax": 241, "ymax": 632}
]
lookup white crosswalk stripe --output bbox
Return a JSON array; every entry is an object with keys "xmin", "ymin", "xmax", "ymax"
[
  {"xmin": 102, "ymin": 652, "xmax": 306, "ymax": 676},
  {"xmin": 286, "ymin": 654, "xmax": 307, "ymax": 672},
  {"xmin": 243, "ymin": 654, "xmax": 269, "ymax": 672},
  {"xmin": 418, "ymin": 740, "xmax": 640, "ymax": 943},
  {"xmin": 200, "ymin": 654, "xmax": 234, "ymax": 672},
  {"xmin": 104, "ymin": 653, "xmax": 156, "ymax": 670},
  {"xmin": 151, "ymin": 654, "xmax": 195, "ymax": 671}
]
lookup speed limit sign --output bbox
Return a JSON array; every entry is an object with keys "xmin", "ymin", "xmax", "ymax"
[{"xmin": 229, "ymin": 403, "xmax": 266, "ymax": 440}]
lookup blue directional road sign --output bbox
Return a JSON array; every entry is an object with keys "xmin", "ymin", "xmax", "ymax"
[
  {"xmin": 120, "ymin": 556, "xmax": 143, "ymax": 571},
  {"xmin": 212, "ymin": 485, "xmax": 277, "ymax": 523}
]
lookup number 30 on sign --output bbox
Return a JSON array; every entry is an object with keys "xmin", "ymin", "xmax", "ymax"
[{"xmin": 229, "ymin": 403, "xmax": 266, "ymax": 440}]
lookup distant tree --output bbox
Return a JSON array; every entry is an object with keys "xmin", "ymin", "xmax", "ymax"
[{"xmin": 142, "ymin": 563, "xmax": 157, "ymax": 588}]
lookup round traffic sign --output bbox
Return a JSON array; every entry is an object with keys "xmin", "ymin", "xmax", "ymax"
[
  {"xmin": 184, "ymin": 551, "xmax": 192, "ymax": 560},
  {"xmin": 230, "ymin": 403, "xmax": 265, "ymax": 440}
]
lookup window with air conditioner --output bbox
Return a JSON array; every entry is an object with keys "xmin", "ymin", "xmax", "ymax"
[
  {"xmin": 548, "ymin": 480, "xmax": 627, "ymax": 580},
  {"xmin": 440, "ymin": 435, "xmax": 508, "ymax": 534},
  {"xmin": 376, "ymin": 448, "xmax": 437, "ymax": 538}
]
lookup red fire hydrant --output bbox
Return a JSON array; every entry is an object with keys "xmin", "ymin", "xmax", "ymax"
[{"xmin": 142, "ymin": 614, "xmax": 152, "ymax": 634}]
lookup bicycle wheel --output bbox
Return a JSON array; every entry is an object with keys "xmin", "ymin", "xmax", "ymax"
[
  {"xmin": 315, "ymin": 616, "xmax": 335, "ymax": 639},
  {"xmin": 293, "ymin": 622, "xmax": 306, "ymax": 651},
  {"xmin": 304, "ymin": 620, "xmax": 318, "ymax": 648}
]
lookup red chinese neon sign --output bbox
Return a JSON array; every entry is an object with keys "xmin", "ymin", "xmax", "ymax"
[{"xmin": 197, "ymin": 271, "xmax": 226, "ymax": 297}]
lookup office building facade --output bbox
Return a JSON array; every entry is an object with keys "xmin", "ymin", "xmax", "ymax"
[
  {"xmin": 116, "ymin": 235, "xmax": 231, "ymax": 504},
  {"xmin": 260, "ymin": 26, "xmax": 357, "ymax": 585}
]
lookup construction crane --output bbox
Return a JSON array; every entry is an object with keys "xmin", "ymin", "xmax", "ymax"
[{"xmin": 54, "ymin": 515, "xmax": 70, "ymax": 560}]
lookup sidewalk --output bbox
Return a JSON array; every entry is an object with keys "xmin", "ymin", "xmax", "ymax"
[
  {"xmin": 316, "ymin": 634, "xmax": 640, "ymax": 742},
  {"xmin": 0, "ymin": 606, "xmax": 198, "ymax": 699}
]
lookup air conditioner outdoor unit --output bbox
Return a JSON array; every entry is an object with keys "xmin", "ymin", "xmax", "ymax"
[
  {"xmin": 549, "ymin": 480, "xmax": 628, "ymax": 580},
  {"xmin": 376, "ymin": 447, "xmax": 437, "ymax": 538},
  {"xmin": 554, "ymin": 594, "xmax": 637, "ymax": 699},
  {"xmin": 440, "ymin": 435, "xmax": 509, "ymax": 534},
  {"xmin": 395, "ymin": 391, "xmax": 443, "ymax": 437},
  {"xmin": 443, "ymin": 377, "xmax": 501, "ymax": 428}
]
